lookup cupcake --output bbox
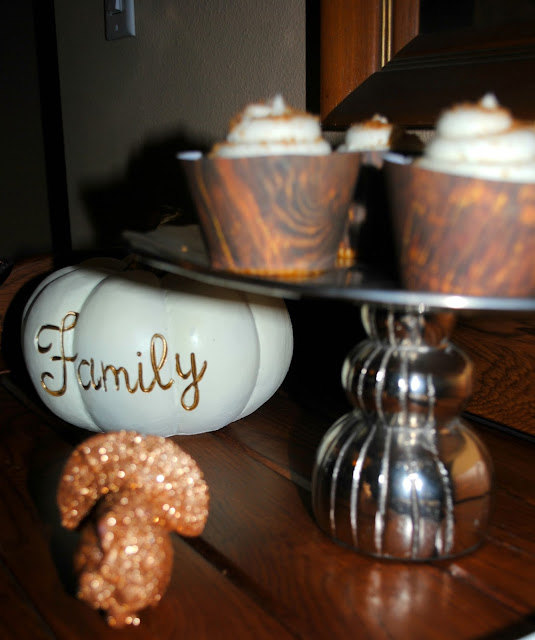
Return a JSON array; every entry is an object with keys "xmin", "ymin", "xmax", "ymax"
[
  {"xmin": 417, "ymin": 93, "xmax": 535, "ymax": 181},
  {"xmin": 386, "ymin": 94, "xmax": 535, "ymax": 297},
  {"xmin": 180, "ymin": 96, "xmax": 361, "ymax": 277},
  {"xmin": 211, "ymin": 94, "xmax": 331, "ymax": 157},
  {"xmin": 340, "ymin": 114, "xmax": 400, "ymax": 153},
  {"xmin": 337, "ymin": 115, "xmax": 412, "ymax": 271}
]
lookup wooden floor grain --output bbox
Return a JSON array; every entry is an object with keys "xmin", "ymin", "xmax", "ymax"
[{"xmin": 0, "ymin": 376, "xmax": 534, "ymax": 640}]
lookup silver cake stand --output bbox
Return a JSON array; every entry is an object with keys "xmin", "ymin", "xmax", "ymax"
[{"xmin": 125, "ymin": 225, "xmax": 535, "ymax": 561}]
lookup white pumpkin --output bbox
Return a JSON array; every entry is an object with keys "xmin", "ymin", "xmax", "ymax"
[{"xmin": 22, "ymin": 258, "xmax": 293, "ymax": 435}]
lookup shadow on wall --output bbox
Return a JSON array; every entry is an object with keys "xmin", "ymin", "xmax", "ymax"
[{"xmin": 80, "ymin": 130, "xmax": 209, "ymax": 250}]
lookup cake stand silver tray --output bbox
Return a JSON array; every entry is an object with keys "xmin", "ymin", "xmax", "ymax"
[
  {"xmin": 124, "ymin": 225, "xmax": 535, "ymax": 312},
  {"xmin": 125, "ymin": 224, "xmax": 535, "ymax": 562}
]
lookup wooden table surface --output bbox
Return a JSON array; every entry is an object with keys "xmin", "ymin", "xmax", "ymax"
[
  {"xmin": 1, "ymin": 258, "xmax": 534, "ymax": 639},
  {"xmin": 1, "ymin": 366, "xmax": 535, "ymax": 640}
]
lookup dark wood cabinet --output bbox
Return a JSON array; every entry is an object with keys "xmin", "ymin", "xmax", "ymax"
[{"xmin": 321, "ymin": 0, "xmax": 535, "ymax": 128}]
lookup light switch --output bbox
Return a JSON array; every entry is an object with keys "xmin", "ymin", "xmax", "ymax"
[
  {"xmin": 106, "ymin": 0, "xmax": 123, "ymax": 14},
  {"xmin": 105, "ymin": 0, "xmax": 135, "ymax": 41}
]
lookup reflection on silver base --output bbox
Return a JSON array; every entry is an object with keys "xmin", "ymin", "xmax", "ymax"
[{"xmin": 312, "ymin": 305, "xmax": 494, "ymax": 561}]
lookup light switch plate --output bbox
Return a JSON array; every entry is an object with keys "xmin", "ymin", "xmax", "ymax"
[{"xmin": 105, "ymin": 0, "xmax": 136, "ymax": 41}]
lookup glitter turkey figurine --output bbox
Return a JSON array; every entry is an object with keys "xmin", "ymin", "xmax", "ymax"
[{"xmin": 57, "ymin": 431, "xmax": 209, "ymax": 627}]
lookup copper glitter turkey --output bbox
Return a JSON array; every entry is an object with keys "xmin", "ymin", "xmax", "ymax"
[{"xmin": 57, "ymin": 430, "xmax": 209, "ymax": 627}]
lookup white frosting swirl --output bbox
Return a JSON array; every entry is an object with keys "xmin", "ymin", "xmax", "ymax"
[
  {"xmin": 212, "ymin": 95, "xmax": 331, "ymax": 157},
  {"xmin": 340, "ymin": 114, "xmax": 394, "ymax": 151},
  {"xmin": 418, "ymin": 94, "xmax": 535, "ymax": 181}
]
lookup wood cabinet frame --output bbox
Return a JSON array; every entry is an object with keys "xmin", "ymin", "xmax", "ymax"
[{"xmin": 321, "ymin": 0, "xmax": 535, "ymax": 128}]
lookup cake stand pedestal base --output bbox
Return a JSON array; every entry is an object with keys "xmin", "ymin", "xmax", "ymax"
[{"xmin": 312, "ymin": 304, "xmax": 494, "ymax": 561}]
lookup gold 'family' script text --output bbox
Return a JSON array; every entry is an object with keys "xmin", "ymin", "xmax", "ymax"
[{"xmin": 36, "ymin": 312, "xmax": 207, "ymax": 411}]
